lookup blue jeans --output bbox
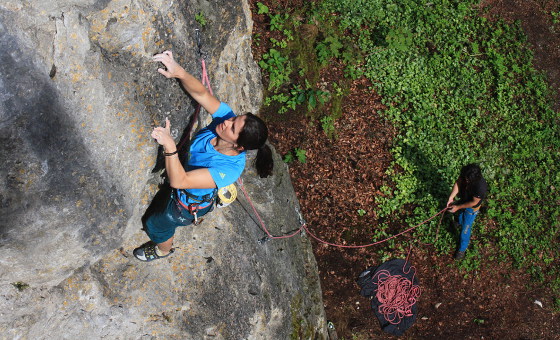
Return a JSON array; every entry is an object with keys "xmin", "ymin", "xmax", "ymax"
[{"xmin": 457, "ymin": 208, "xmax": 479, "ymax": 252}]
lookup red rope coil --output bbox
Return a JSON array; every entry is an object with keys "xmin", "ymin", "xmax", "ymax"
[{"xmin": 373, "ymin": 269, "xmax": 421, "ymax": 325}]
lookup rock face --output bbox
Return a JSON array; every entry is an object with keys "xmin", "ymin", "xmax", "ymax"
[{"xmin": 0, "ymin": 0, "xmax": 327, "ymax": 338}]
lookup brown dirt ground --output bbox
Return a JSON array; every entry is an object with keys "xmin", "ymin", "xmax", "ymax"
[{"xmin": 250, "ymin": 0, "xmax": 560, "ymax": 339}]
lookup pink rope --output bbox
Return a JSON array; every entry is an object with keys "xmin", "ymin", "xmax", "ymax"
[
  {"xmin": 237, "ymin": 178, "xmax": 306, "ymax": 239},
  {"xmin": 177, "ymin": 59, "xmax": 213, "ymax": 152},
  {"xmin": 185, "ymin": 53, "xmax": 443, "ymax": 250},
  {"xmin": 238, "ymin": 167, "xmax": 428, "ymax": 326},
  {"xmin": 237, "ymin": 178, "xmax": 447, "ymax": 248},
  {"xmin": 201, "ymin": 59, "xmax": 213, "ymax": 95}
]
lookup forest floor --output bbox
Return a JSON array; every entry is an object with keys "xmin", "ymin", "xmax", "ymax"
[{"xmin": 250, "ymin": 0, "xmax": 559, "ymax": 339}]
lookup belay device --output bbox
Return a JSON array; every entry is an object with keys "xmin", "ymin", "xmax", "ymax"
[{"xmin": 217, "ymin": 183, "xmax": 237, "ymax": 208}]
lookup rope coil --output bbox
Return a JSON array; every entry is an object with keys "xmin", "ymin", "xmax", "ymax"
[{"xmin": 373, "ymin": 269, "xmax": 420, "ymax": 325}]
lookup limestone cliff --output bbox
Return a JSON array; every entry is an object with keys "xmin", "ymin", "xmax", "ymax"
[{"xmin": 0, "ymin": 0, "xmax": 327, "ymax": 338}]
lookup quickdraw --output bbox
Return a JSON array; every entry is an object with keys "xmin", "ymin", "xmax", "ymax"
[{"xmin": 187, "ymin": 204, "xmax": 203, "ymax": 225}]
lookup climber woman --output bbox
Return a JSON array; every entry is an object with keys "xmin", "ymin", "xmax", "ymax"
[{"xmin": 134, "ymin": 50, "xmax": 273, "ymax": 262}]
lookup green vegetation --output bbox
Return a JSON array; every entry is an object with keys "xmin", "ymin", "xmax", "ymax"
[
  {"xmin": 256, "ymin": 2, "xmax": 269, "ymax": 15},
  {"xmin": 11, "ymin": 281, "xmax": 30, "ymax": 291},
  {"xmin": 259, "ymin": 48, "xmax": 292, "ymax": 91},
  {"xmin": 313, "ymin": 0, "xmax": 559, "ymax": 281},
  {"xmin": 255, "ymin": 2, "xmax": 336, "ymax": 120},
  {"xmin": 255, "ymin": 0, "xmax": 559, "ymax": 299},
  {"xmin": 284, "ymin": 147, "xmax": 307, "ymax": 164},
  {"xmin": 551, "ymin": 11, "xmax": 560, "ymax": 25},
  {"xmin": 195, "ymin": 11, "xmax": 207, "ymax": 27}
]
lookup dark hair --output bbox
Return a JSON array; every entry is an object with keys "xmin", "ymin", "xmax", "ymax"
[
  {"xmin": 460, "ymin": 163, "xmax": 482, "ymax": 183},
  {"xmin": 237, "ymin": 113, "xmax": 273, "ymax": 178}
]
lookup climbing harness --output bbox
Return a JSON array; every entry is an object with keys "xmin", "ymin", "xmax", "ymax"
[{"xmin": 175, "ymin": 189, "xmax": 217, "ymax": 225}]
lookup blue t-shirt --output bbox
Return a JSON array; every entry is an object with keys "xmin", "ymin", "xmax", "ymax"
[{"xmin": 177, "ymin": 102, "xmax": 246, "ymax": 204}]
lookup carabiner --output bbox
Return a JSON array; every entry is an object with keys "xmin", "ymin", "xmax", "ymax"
[{"xmin": 193, "ymin": 210, "xmax": 199, "ymax": 225}]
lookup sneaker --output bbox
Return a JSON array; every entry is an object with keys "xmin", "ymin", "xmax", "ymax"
[
  {"xmin": 133, "ymin": 243, "xmax": 174, "ymax": 262},
  {"xmin": 454, "ymin": 250, "xmax": 465, "ymax": 260}
]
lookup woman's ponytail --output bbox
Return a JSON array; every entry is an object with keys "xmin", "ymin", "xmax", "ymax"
[
  {"xmin": 255, "ymin": 144, "xmax": 273, "ymax": 178},
  {"xmin": 237, "ymin": 113, "xmax": 274, "ymax": 178}
]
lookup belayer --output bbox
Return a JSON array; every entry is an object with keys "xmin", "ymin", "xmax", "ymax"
[
  {"xmin": 134, "ymin": 51, "xmax": 273, "ymax": 262},
  {"xmin": 446, "ymin": 163, "xmax": 488, "ymax": 260}
]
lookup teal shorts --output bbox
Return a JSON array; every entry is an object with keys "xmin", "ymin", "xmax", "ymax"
[{"xmin": 145, "ymin": 193, "xmax": 214, "ymax": 244}]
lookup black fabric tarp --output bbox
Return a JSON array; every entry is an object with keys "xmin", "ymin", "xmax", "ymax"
[{"xmin": 357, "ymin": 258, "xmax": 419, "ymax": 336}]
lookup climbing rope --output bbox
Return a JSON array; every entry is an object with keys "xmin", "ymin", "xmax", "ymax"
[
  {"xmin": 176, "ymin": 28, "xmax": 213, "ymax": 153},
  {"xmin": 373, "ymin": 269, "xmax": 421, "ymax": 324},
  {"xmin": 237, "ymin": 178, "xmax": 307, "ymax": 240},
  {"xmin": 238, "ymin": 177, "xmax": 446, "ymax": 248},
  {"xmin": 177, "ymin": 29, "xmax": 443, "ymax": 251},
  {"xmin": 176, "ymin": 57, "xmax": 213, "ymax": 153},
  {"xmin": 304, "ymin": 209, "xmax": 445, "ymax": 248}
]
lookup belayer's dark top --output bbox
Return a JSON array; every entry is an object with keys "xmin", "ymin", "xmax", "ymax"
[{"xmin": 458, "ymin": 176, "xmax": 488, "ymax": 208}]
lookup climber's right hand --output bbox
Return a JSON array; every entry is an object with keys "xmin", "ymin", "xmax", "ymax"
[{"xmin": 153, "ymin": 51, "xmax": 184, "ymax": 79}]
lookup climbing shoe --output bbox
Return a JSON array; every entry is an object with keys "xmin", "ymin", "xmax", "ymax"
[
  {"xmin": 133, "ymin": 243, "xmax": 174, "ymax": 262},
  {"xmin": 454, "ymin": 250, "xmax": 465, "ymax": 260}
]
